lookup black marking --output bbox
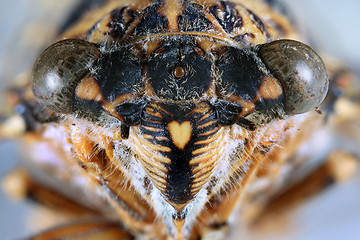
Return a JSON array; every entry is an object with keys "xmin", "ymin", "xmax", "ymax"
[
  {"xmin": 211, "ymin": 99, "xmax": 243, "ymax": 125},
  {"xmin": 166, "ymin": 141, "xmax": 194, "ymax": 204},
  {"xmin": 233, "ymin": 32, "xmax": 255, "ymax": 46},
  {"xmin": 94, "ymin": 47, "xmax": 142, "ymax": 102},
  {"xmin": 74, "ymin": 96, "xmax": 105, "ymax": 123},
  {"xmin": 216, "ymin": 46, "xmax": 287, "ymax": 125},
  {"xmin": 247, "ymin": 9, "xmax": 271, "ymax": 40},
  {"xmin": 140, "ymin": 104, "xmax": 194, "ymax": 204},
  {"xmin": 177, "ymin": 2, "xmax": 213, "ymax": 32},
  {"xmin": 121, "ymin": 123, "xmax": 130, "ymax": 139},
  {"xmin": 196, "ymin": 114, "xmax": 218, "ymax": 138},
  {"xmin": 140, "ymin": 103, "xmax": 219, "ymax": 204},
  {"xmin": 216, "ymin": 47, "xmax": 265, "ymax": 101},
  {"xmin": 115, "ymin": 100, "xmax": 147, "ymax": 125},
  {"xmin": 106, "ymin": 7, "xmax": 138, "ymax": 40},
  {"xmin": 133, "ymin": 2, "xmax": 168, "ymax": 36},
  {"xmin": 244, "ymin": 95, "xmax": 286, "ymax": 125},
  {"xmin": 147, "ymin": 38, "xmax": 212, "ymax": 100},
  {"xmin": 86, "ymin": 19, "xmax": 102, "ymax": 40},
  {"xmin": 236, "ymin": 118, "xmax": 256, "ymax": 131},
  {"xmin": 209, "ymin": 1, "xmax": 243, "ymax": 33}
]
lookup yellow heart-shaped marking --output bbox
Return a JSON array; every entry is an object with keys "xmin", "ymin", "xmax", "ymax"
[{"xmin": 168, "ymin": 121, "xmax": 192, "ymax": 150}]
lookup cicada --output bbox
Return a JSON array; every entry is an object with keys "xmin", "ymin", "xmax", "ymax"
[{"xmin": 1, "ymin": 0, "xmax": 359, "ymax": 239}]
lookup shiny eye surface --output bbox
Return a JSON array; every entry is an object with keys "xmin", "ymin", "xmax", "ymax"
[
  {"xmin": 258, "ymin": 39, "xmax": 329, "ymax": 115},
  {"xmin": 31, "ymin": 39, "xmax": 100, "ymax": 113}
]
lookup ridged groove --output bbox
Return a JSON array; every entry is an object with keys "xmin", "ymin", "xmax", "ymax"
[{"xmin": 131, "ymin": 102, "xmax": 226, "ymax": 204}]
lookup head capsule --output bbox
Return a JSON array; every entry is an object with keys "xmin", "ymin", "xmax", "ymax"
[{"xmin": 214, "ymin": 39, "xmax": 329, "ymax": 127}]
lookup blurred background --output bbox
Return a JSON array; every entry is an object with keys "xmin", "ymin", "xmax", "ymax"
[{"xmin": 0, "ymin": 0, "xmax": 360, "ymax": 239}]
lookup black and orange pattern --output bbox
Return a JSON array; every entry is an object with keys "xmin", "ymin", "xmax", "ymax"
[{"xmin": 2, "ymin": 1, "xmax": 349, "ymax": 240}]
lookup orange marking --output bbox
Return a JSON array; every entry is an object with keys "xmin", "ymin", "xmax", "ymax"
[
  {"xmin": 192, "ymin": 164, "xmax": 216, "ymax": 183},
  {"xmin": 143, "ymin": 167, "xmax": 168, "ymax": 186},
  {"xmin": 135, "ymin": 32, "xmax": 237, "ymax": 46},
  {"xmin": 257, "ymin": 76, "xmax": 283, "ymax": 100},
  {"xmin": 195, "ymin": 38, "xmax": 224, "ymax": 53},
  {"xmin": 145, "ymin": 108, "xmax": 163, "ymax": 119},
  {"xmin": 191, "ymin": 143, "xmax": 225, "ymax": 175},
  {"xmin": 191, "ymin": 0, "xmax": 220, "ymax": 9},
  {"xmin": 190, "ymin": 170, "xmax": 214, "ymax": 194},
  {"xmin": 143, "ymin": 38, "xmax": 163, "ymax": 57},
  {"xmin": 141, "ymin": 125, "xmax": 164, "ymax": 132},
  {"xmin": 141, "ymin": 166, "xmax": 167, "ymax": 191},
  {"xmin": 168, "ymin": 121, "xmax": 192, "ymax": 150},
  {"xmin": 173, "ymin": 218, "xmax": 186, "ymax": 240},
  {"xmin": 194, "ymin": 128, "xmax": 223, "ymax": 145},
  {"xmin": 198, "ymin": 126, "xmax": 219, "ymax": 137},
  {"xmin": 190, "ymin": 149, "xmax": 219, "ymax": 168},
  {"xmin": 194, "ymin": 47, "xmax": 204, "ymax": 56},
  {"xmin": 133, "ymin": 130, "xmax": 172, "ymax": 153},
  {"xmin": 155, "ymin": 136, "xmax": 168, "ymax": 141},
  {"xmin": 192, "ymin": 133, "xmax": 223, "ymax": 155},
  {"xmin": 197, "ymin": 111, "xmax": 212, "ymax": 122},
  {"xmin": 102, "ymin": 93, "xmax": 134, "ymax": 119},
  {"xmin": 133, "ymin": 142, "xmax": 170, "ymax": 169},
  {"xmin": 86, "ymin": 15, "xmax": 113, "ymax": 43},
  {"xmin": 149, "ymin": 103, "xmax": 174, "ymax": 116},
  {"xmin": 75, "ymin": 77, "xmax": 103, "ymax": 101},
  {"xmin": 226, "ymin": 94, "xmax": 256, "ymax": 117},
  {"xmin": 159, "ymin": 0, "xmax": 183, "ymax": 31},
  {"xmin": 197, "ymin": 119, "xmax": 216, "ymax": 129},
  {"xmin": 74, "ymin": 137, "xmax": 94, "ymax": 163},
  {"xmin": 142, "ymin": 134, "xmax": 154, "ymax": 140},
  {"xmin": 189, "ymin": 102, "xmax": 211, "ymax": 114}
]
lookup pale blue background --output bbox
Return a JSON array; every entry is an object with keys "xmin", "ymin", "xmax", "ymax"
[{"xmin": 0, "ymin": 1, "xmax": 360, "ymax": 239}]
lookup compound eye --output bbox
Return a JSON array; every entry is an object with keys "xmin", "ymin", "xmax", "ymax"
[
  {"xmin": 258, "ymin": 39, "xmax": 329, "ymax": 115},
  {"xmin": 31, "ymin": 39, "xmax": 100, "ymax": 113}
]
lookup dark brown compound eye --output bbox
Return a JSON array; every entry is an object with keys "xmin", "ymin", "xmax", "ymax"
[
  {"xmin": 258, "ymin": 39, "xmax": 329, "ymax": 115},
  {"xmin": 31, "ymin": 39, "xmax": 100, "ymax": 113}
]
